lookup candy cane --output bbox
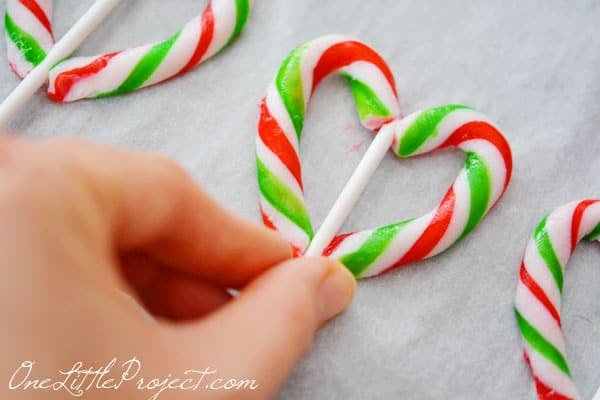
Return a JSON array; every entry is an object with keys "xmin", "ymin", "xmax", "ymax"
[
  {"xmin": 515, "ymin": 200, "xmax": 600, "ymax": 400},
  {"xmin": 0, "ymin": 0, "xmax": 121, "ymax": 126},
  {"xmin": 4, "ymin": 0, "xmax": 54, "ymax": 78},
  {"xmin": 4, "ymin": 0, "xmax": 251, "ymax": 102},
  {"xmin": 256, "ymin": 35, "xmax": 513, "ymax": 278}
]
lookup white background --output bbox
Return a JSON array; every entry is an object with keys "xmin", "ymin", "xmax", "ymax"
[{"xmin": 1, "ymin": 1, "xmax": 599, "ymax": 398}]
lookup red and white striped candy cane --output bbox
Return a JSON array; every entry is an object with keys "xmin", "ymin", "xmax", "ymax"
[
  {"xmin": 256, "ymin": 35, "xmax": 513, "ymax": 278},
  {"xmin": 515, "ymin": 199, "xmax": 600, "ymax": 400},
  {"xmin": 4, "ymin": 0, "xmax": 251, "ymax": 102}
]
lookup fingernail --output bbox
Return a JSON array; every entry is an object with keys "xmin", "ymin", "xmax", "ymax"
[{"xmin": 317, "ymin": 261, "xmax": 356, "ymax": 323}]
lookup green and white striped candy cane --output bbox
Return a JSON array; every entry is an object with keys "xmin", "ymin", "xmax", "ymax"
[
  {"xmin": 5, "ymin": 0, "xmax": 251, "ymax": 102},
  {"xmin": 47, "ymin": 0, "xmax": 250, "ymax": 102},
  {"xmin": 4, "ymin": 0, "xmax": 54, "ymax": 78},
  {"xmin": 515, "ymin": 199, "xmax": 600, "ymax": 400},
  {"xmin": 256, "ymin": 35, "xmax": 513, "ymax": 278}
]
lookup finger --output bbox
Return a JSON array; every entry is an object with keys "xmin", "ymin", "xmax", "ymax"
[
  {"xmin": 33, "ymin": 137, "xmax": 291, "ymax": 288},
  {"xmin": 120, "ymin": 253, "xmax": 232, "ymax": 321},
  {"xmin": 170, "ymin": 257, "xmax": 356, "ymax": 399}
]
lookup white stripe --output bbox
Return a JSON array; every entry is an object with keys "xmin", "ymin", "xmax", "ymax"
[
  {"xmin": 392, "ymin": 111, "xmax": 422, "ymax": 154},
  {"xmin": 545, "ymin": 203, "xmax": 577, "ymax": 267},
  {"xmin": 327, "ymin": 230, "xmax": 373, "ymax": 258},
  {"xmin": 256, "ymin": 138, "xmax": 303, "ymax": 199},
  {"xmin": 265, "ymin": 82, "xmax": 299, "ymax": 150},
  {"xmin": 143, "ymin": 18, "xmax": 201, "ymax": 87},
  {"xmin": 523, "ymin": 242, "xmax": 562, "ymax": 312},
  {"xmin": 460, "ymin": 138, "xmax": 507, "ymax": 206},
  {"xmin": 523, "ymin": 346, "xmax": 579, "ymax": 399},
  {"xmin": 207, "ymin": 0, "xmax": 238, "ymax": 58},
  {"xmin": 430, "ymin": 170, "xmax": 470, "ymax": 256},
  {"xmin": 7, "ymin": 0, "xmax": 54, "ymax": 51},
  {"xmin": 576, "ymin": 200, "xmax": 600, "ymax": 242},
  {"xmin": 259, "ymin": 195, "xmax": 310, "ymax": 251},
  {"xmin": 515, "ymin": 281, "xmax": 566, "ymax": 354},
  {"xmin": 406, "ymin": 108, "xmax": 491, "ymax": 156},
  {"xmin": 362, "ymin": 212, "xmax": 435, "ymax": 277},
  {"xmin": 49, "ymin": 46, "xmax": 149, "ymax": 101},
  {"xmin": 5, "ymin": 37, "xmax": 31, "ymax": 77},
  {"xmin": 299, "ymin": 34, "xmax": 352, "ymax": 105},
  {"xmin": 342, "ymin": 60, "xmax": 400, "ymax": 127}
]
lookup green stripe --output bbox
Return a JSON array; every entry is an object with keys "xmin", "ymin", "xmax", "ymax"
[
  {"xmin": 397, "ymin": 105, "xmax": 470, "ymax": 157},
  {"xmin": 342, "ymin": 73, "xmax": 391, "ymax": 124},
  {"xmin": 461, "ymin": 151, "xmax": 491, "ymax": 238},
  {"xmin": 275, "ymin": 43, "xmax": 309, "ymax": 139},
  {"xmin": 515, "ymin": 309, "xmax": 571, "ymax": 376},
  {"xmin": 339, "ymin": 220, "xmax": 412, "ymax": 277},
  {"xmin": 4, "ymin": 13, "xmax": 46, "ymax": 66},
  {"xmin": 534, "ymin": 217, "xmax": 564, "ymax": 293},
  {"xmin": 97, "ymin": 32, "xmax": 180, "ymax": 98},
  {"xmin": 583, "ymin": 222, "xmax": 600, "ymax": 242},
  {"xmin": 224, "ymin": 0, "xmax": 251, "ymax": 48},
  {"xmin": 257, "ymin": 158, "xmax": 313, "ymax": 239}
]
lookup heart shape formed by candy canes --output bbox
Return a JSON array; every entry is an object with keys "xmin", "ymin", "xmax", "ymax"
[
  {"xmin": 5, "ymin": 0, "xmax": 251, "ymax": 102},
  {"xmin": 515, "ymin": 200, "xmax": 600, "ymax": 400},
  {"xmin": 256, "ymin": 35, "xmax": 513, "ymax": 278}
]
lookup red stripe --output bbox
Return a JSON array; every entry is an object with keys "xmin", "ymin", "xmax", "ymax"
[
  {"xmin": 520, "ymin": 262, "xmax": 561, "ymax": 327},
  {"xmin": 534, "ymin": 377, "xmax": 573, "ymax": 400},
  {"xmin": 524, "ymin": 351, "xmax": 573, "ymax": 400},
  {"xmin": 440, "ymin": 121, "xmax": 513, "ymax": 193},
  {"xmin": 258, "ymin": 100, "xmax": 303, "ymax": 190},
  {"xmin": 260, "ymin": 208, "xmax": 276, "ymax": 230},
  {"xmin": 291, "ymin": 245, "xmax": 303, "ymax": 257},
  {"xmin": 323, "ymin": 232, "xmax": 354, "ymax": 256},
  {"xmin": 383, "ymin": 187, "xmax": 455, "ymax": 272},
  {"xmin": 261, "ymin": 207, "xmax": 299, "ymax": 257},
  {"xmin": 19, "ymin": 0, "xmax": 53, "ymax": 37},
  {"xmin": 312, "ymin": 41, "xmax": 398, "ymax": 98},
  {"xmin": 177, "ymin": 3, "xmax": 214, "ymax": 75},
  {"xmin": 570, "ymin": 199, "xmax": 598, "ymax": 253},
  {"xmin": 48, "ymin": 52, "xmax": 120, "ymax": 103}
]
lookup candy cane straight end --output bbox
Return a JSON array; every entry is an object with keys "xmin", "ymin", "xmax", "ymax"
[
  {"xmin": 0, "ymin": 0, "xmax": 121, "ymax": 126},
  {"xmin": 516, "ymin": 199, "xmax": 600, "ymax": 399}
]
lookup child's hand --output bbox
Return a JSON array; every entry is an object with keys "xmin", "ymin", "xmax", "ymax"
[{"xmin": 0, "ymin": 136, "xmax": 356, "ymax": 400}]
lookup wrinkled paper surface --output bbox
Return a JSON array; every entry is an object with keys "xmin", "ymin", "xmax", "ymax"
[{"xmin": 1, "ymin": 1, "xmax": 599, "ymax": 398}]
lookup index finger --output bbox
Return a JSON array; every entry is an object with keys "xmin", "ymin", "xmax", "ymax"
[{"xmin": 37, "ymin": 137, "xmax": 292, "ymax": 288}]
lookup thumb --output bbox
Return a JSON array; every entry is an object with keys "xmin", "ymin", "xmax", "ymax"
[{"xmin": 169, "ymin": 257, "xmax": 356, "ymax": 399}]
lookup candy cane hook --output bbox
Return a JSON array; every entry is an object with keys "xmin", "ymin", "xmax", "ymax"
[{"xmin": 0, "ymin": 0, "xmax": 121, "ymax": 126}]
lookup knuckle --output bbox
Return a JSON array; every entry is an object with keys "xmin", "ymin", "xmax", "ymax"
[
  {"xmin": 148, "ymin": 153, "xmax": 190, "ymax": 182},
  {"xmin": 145, "ymin": 152, "xmax": 196, "ymax": 199}
]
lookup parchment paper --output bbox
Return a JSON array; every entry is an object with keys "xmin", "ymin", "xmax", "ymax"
[{"xmin": 1, "ymin": 1, "xmax": 599, "ymax": 398}]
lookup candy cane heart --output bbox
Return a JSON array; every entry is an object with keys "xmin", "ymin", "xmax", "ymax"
[
  {"xmin": 326, "ymin": 106, "xmax": 513, "ymax": 277},
  {"xmin": 4, "ymin": 0, "xmax": 252, "ymax": 102},
  {"xmin": 256, "ymin": 35, "xmax": 513, "ymax": 278},
  {"xmin": 515, "ymin": 200, "xmax": 600, "ymax": 400}
]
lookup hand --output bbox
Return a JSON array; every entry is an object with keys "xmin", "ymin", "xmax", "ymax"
[{"xmin": 0, "ymin": 136, "xmax": 356, "ymax": 400}]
